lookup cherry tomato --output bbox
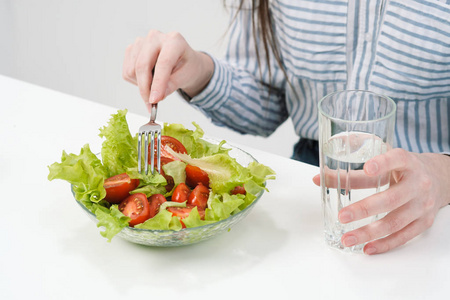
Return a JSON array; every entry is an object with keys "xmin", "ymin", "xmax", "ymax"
[
  {"xmin": 172, "ymin": 182, "xmax": 191, "ymax": 203},
  {"xmin": 118, "ymin": 193, "xmax": 150, "ymax": 227},
  {"xmin": 185, "ymin": 164, "xmax": 210, "ymax": 188},
  {"xmin": 148, "ymin": 194, "xmax": 167, "ymax": 218},
  {"xmin": 187, "ymin": 183, "xmax": 210, "ymax": 210},
  {"xmin": 103, "ymin": 173, "xmax": 140, "ymax": 204},
  {"xmin": 167, "ymin": 205, "xmax": 206, "ymax": 228},
  {"xmin": 149, "ymin": 135, "xmax": 187, "ymax": 161},
  {"xmin": 231, "ymin": 185, "xmax": 246, "ymax": 195}
]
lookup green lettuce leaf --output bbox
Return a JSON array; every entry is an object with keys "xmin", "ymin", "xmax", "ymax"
[
  {"xmin": 48, "ymin": 144, "xmax": 107, "ymax": 203},
  {"xmin": 162, "ymin": 122, "xmax": 230, "ymax": 158},
  {"xmin": 129, "ymin": 184, "xmax": 168, "ymax": 198},
  {"xmin": 248, "ymin": 161, "xmax": 276, "ymax": 186},
  {"xmin": 165, "ymin": 147, "xmax": 251, "ymax": 194},
  {"xmin": 162, "ymin": 160, "xmax": 187, "ymax": 187},
  {"xmin": 126, "ymin": 167, "xmax": 168, "ymax": 197},
  {"xmin": 95, "ymin": 204, "xmax": 130, "ymax": 242},
  {"xmin": 162, "ymin": 122, "xmax": 204, "ymax": 157},
  {"xmin": 206, "ymin": 192, "xmax": 245, "ymax": 221},
  {"xmin": 182, "ymin": 206, "xmax": 216, "ymax": 228},
  {"xmin": 135, "ymin": 209, "xmax": 183, "ymax": 231},
  {"xmin": 99, "ymin": 109, "xmax": 138, "ymax": 177}
]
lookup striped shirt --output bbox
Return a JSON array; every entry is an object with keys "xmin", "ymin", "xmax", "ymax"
[{"xmin": 189, "ymin": 0, "xmax": 450, "ymax": 154}]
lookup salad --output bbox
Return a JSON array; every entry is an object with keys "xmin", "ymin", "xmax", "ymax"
[{"xmin": 48, "ymin": 110, "xmax": 275, "ymax": 241}]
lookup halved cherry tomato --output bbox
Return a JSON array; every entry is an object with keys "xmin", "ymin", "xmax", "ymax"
[
  {"xmin": 167, "ymin": 205, "xmax": 206, "ymax": 228},
  {"xmin": 148, "ymin": 194, "xmax": 167, "ymax": 218},
  {"xmin": 103, "ymin": 173, "xmax": 140, "ymax": 204},
  {"xmin": 118, "ymin": 193, "xmax": 150, "ymax": 227},
  {"xmin": 185, "ymin": 165, "xmax": 210, "ymax": 188},
  {"xmin": 231, "ymin": 185, "xmax": 246, "ymax": 195},
  {"xmin": 187, "ymin": 183, "xmax": 210, "ymax": 210},
  {"xmin": 150, "ymin": 135, "xmax": 187, "ymax": 161},
  {"xmin": 172, "ymin": 182, "xmax": 191, "ymax": 203}
]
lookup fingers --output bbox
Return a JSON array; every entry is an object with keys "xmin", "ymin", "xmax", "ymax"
[
  {"xmin": 337, "ymin": 149, "xmax": 445, "ymax": 254},
  {"xmin": 122, "ymin": 30, "xmax": 192, "ymax": 107},
  {"xmin": 338, "ymin": 148, "xmax": 417, "ymax": 223},
  {"xmin": 321, "ymin": 167, "xmax": 390, "ymax": 190},
  {"xmin": 338, "ymin": 175, "xmax": 415, "ymax": 223},
  {"xmin": 123, "ymin": 30, "xmax": 213, "ymax": 109},
  {"xmin": 135, "ymin": 31, "xmax": 162, "ymax": 103},
  {"xmin": 363, "ymin": 216, "xmax": 434, "ymax": 255},
  {"xmin": 341, "ymin": 199, "xmax": 421, "ymax": 248},
  {"xmin": 315, "ymin": 149, "xmax": 403, "ymax": 191},
  {"xmin": 341, "ymin": 205, "xmax": 434, "ymax": 255},
  {"xmin": 341, "ymin": 199, "xmax": 438, "ymax": 255},
  {"xmin": 364, "ymin": 148, "xmax": 410, "ymax": 176},
  {"xmin": 312, "ymin": 174, "xmax": 320, "ymax": 186},
  {"xmin": 149, "ymin": 32, "xmax": 187, "ymax": 103}
]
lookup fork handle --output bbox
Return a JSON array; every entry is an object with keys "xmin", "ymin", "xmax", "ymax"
[{"xmin": 150, "ymin": 103, "xmax": 158, "ymax": 122}]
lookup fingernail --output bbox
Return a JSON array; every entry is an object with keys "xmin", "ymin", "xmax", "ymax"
[
  {"xmin": 365, "ymin": 247, "xmax": 377, "ymax": 255},
  {"xmin": 365, "ymin": 161, "xmax": 379, "ymax": 175},
  {"xmin": 149, "ymin": 91, "xmax": 160, "ymax": 103},
  {"xmin": 343, "ymin": 236, "xmax": 357, "ymax": 247},
  {"xmin": 339, "ymin": 211, "xmax": 353, "ymax": 223}
]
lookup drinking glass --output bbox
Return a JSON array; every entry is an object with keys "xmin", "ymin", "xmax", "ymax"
[{"xmin": 318, "ymin": 90, "xmax": 396, "ymax": 253}]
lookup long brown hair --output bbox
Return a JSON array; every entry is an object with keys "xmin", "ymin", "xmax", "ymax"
[{"xmin": 232, "ymin": 0, "xmax": 288, "ymax": 87}]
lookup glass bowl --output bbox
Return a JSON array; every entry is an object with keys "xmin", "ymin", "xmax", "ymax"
[{"xmin": 74, "ymin": 140, "xmax": 265, "ymax": 247}]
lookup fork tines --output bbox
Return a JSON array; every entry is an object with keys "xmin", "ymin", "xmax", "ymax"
[{"xmin": 138, "ymin": 104, "xmax": 161, "ymax": 175}]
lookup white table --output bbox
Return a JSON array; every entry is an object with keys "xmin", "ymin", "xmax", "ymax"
[{"xmin": 1, "ymin": 74, "xmax": 449, "ymax": 299}]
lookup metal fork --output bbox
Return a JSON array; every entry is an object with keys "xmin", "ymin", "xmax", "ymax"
[{"xmin": 138, "ymin": 103, "xmax": 161, "ymax": 175}]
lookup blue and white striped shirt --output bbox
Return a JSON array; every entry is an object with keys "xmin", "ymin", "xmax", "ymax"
[{"xmin": 190, "ymin": 0, "xmax": 450, "ymax": 154}]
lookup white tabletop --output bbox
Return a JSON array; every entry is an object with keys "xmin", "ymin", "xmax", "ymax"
[{"xmin": 1, "ymin": 74, "xmax": 449, "ymax": 299}]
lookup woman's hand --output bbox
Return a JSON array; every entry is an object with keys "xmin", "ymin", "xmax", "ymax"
[
  {"xmin": 122, "ymin": 30, "xmax": 214, "ymax": 112},
  {"xmin": 313, "ymin": 149, "xmax": 450, "ymax": 255}
]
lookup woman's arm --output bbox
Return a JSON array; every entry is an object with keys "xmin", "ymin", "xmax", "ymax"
[{"xmin": 122, "ymin": 5, "xmax": 289, "ymax": 137}]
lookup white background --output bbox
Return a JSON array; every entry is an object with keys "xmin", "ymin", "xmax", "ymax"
[{"xmin": 0, "ymin": 0, "xmax": 297, "ymax": 157}]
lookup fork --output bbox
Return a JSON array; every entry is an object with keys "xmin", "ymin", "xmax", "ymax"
[{"xmin": 138, "ymin": 103, "xmax": 161, "ymax": 175}]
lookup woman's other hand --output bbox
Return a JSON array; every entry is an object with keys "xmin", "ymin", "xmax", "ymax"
[{"xmin": 313, "ymin": 149, "xmax": 450, "ymax": 255}]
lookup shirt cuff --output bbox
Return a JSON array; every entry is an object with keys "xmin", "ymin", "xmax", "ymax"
[{"xmin": 187, "ymin": 54, "xmax": 233, "ymax": 111}]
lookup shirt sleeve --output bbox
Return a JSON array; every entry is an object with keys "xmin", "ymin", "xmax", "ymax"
[{"xmin": 187, "ymin": 5, "xmax": 289, "ymax": 137}]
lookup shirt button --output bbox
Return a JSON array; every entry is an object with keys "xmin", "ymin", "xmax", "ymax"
[{"xmin": 365, "ymin": 33, "xmax": 373, "ymax": 42}]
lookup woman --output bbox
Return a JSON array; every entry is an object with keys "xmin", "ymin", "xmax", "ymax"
[{"xmin": 122, "ymin": 0, "xmax": 450, "ymax": 254}]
